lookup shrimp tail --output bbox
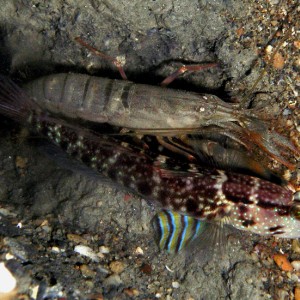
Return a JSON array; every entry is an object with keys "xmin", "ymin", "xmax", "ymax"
[{"xmin": 0, "ymin": 75, "xmax": 36, "ymax": 124}]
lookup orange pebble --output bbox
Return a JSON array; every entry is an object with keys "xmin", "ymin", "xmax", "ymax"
[
  {"xmin": 236, "ymin": 27, "xmax": 244, "ymax": 37},
  {"xmin": 294, "ymin": 41, "xmax": 300, "ymax": 49},
  {"xmin": 273, "ymin": 253, "xmax": 293, "ymax": 271},
  {"xmin": 295, "ymin": 286, "xmax": 300, "ymax": 300},
  {"xmin": 272, "ymin": 52, "xmax": 285, "ymax": 69}
]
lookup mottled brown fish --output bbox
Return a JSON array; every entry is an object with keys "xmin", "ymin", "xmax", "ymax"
[{"xmin": 0, "ymin": 75, "xmax": 299, "ymax": 239}]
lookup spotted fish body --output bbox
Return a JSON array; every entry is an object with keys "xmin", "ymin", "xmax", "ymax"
[{"xmin": 0, "ymin": 75, "xmax": 299, "ymax": 239}]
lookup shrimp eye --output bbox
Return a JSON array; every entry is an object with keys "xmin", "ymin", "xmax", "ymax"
[{"xmin": 290, "ymin": 201, "xmax": 300, "ymax": 220}]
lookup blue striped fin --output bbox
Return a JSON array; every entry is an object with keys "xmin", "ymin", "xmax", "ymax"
[{"xmin": 152, "ymin": 210, "xmax": 205, "ymax": 254}]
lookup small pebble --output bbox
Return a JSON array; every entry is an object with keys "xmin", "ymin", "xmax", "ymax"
[
  {"xmin": 103, "ymin": 274, "xmax": 123, "ymax": 287},
  {"xmin": 0, "ymin": 208, "xmax": 16, "ymax": 217},
  {"xmin": 51, "ymin": 246, "xmax": 61, "ymax": 253},
  {"xmin": 292, "ymin": 240, "xmax": 300, "ymax": 254},
  {"xmin": 85, "ymin": 280, "xmax": 94, "ymax": 289},
  {"xmin": 40, "ymin": 220, "xmax": 49, "ymax": 226},
  {"xmin": 67, "ymin": 233, "xmax": 88, "ymax": 244},
  {"xmin": 74, "ymin": 245, "xmax": 99, "ymax": 262},
  {"xmin": 272, "ymin": 52, "xmax": 285, "ymax": 69},
  {"xmin": 99, "ymin": 245, "xmax": 110, "ymax": 254},
  {"xmin": 265, "ymin": 45, "xmax": 273, "ymax": 54},
  {"xmin": 3, "ymin": 237, "xmax": 29, "ymax": 262},
  {"xmin": 292, "ymin": 261, "xmax": 300, "ymax": 272},
  {"xmin": 291, "ymin": 274, "xmax": 299, "ymax": 282},
  {"xmin": 172, "ymin": 281, "xmax": 180, "ymax": 289},
  {"xmin": 236, "ymin": 27, "xmax": 244, "ymax": 37},
  {"xmin": 135, "ymin": 247, "xmax": 144, "ymax": 255},
  {"xmin": 97, "ymin": 252, "xmax": 105, "ymax": 259},
  {"xmin": 109, "ymin": 261, "xmax": 125, "ymax": 274},
  {"xmin": 5, "ymin": 253, "xmax": 14, "ymax": 260},
  {"xmin": 80, "ymin": 264, "xmax": 96, "ymax": 278},
  {"xmin": 268, "ymin": 0, "xmax": 279, "ymax": 4},
  {"xmin": 270, "ymin": 20, "xmax": 278, "ymax": 26},
  {"xmin": 123, "ymin": 288, "xmax": 140, "ymax": 296},
  {"xmin": 98, "ymin": 266, "xmax": 110, "ymax": 275},
  {"xmin": 294, "ymin": 41, "xmax": 300, "ymax": 49},
  {"xmin": 16, "ymin": 222, "xmax": 22, "ymax": 229}
]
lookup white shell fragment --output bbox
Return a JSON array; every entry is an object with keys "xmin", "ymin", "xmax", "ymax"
[
  {"xmin": 165, "ymin": 265, "xmax": 174, "ymax": 273},
  {"xmin": 291, "ymin": 260, "xmax": 300, "ymax": 271},
  {"xmin": 0, "ymin": 262, "xmax": 17, "ymax": 293},
  {"xmin": 74, "ymin": 245, "xmax": 99, "ymax": 262},
  {"xmin": 135, "ymin": 247, "xmax": 144, "ymax": 255}
]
